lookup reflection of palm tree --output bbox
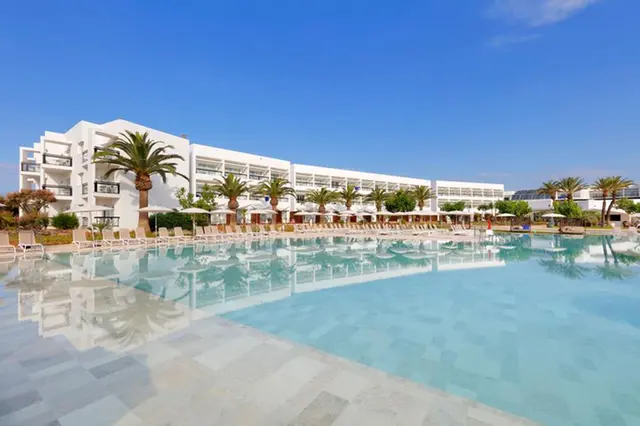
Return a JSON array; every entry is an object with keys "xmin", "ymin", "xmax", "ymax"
[
  {"xmin": 538, "ymin": 257, "xmax": 590, "ymax": 280},
  {"xmin": 594, "ymin": 265, "xmax": 636, "ymax": 281},
  {"xmin": 253, "ymin": 257, "xmax": 295, "ymax": 289},
  {"xmin": 91, "ymin": 281, "xmax": 184, "ymax": 348}
]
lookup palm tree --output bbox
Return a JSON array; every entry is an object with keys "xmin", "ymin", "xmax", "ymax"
[
  {"xmin": 254, "ymin": 177, "xmax": 296, "ymax": 223},
  {"xmin": 93, "ymin": 131, "xmax": 188, "ymax": 230},
  {"xmin": 605, "ymin": 176, "xmax": 634, "ymax": 225},
  {"xmin": 557, "ymin": 177, "xmax": 586, "ymax": 201},
  {"xmin": 411, "ymin": 186, "xmax": 433, "ymax": 211},
  {"xmin": 537, "ymin": 180, "xmax": 560, "ymax": 204},
  {"xmin": 365, "ymin": 186, "xmax": 389, "ymax": 212},
  {"xmin": 339, "ymin": 184, "xmax": 360, "ymax": 210},
  {"xmin": 306, "ymin": 188, "xmax": 340, "ymax": 214},
  {"xmin": 592, "ymin": 177, "xmax": 615, "ymax": 226},
  {"xmin": 211, "ymin": 174, "xmax": 251, "ymax": 225}
]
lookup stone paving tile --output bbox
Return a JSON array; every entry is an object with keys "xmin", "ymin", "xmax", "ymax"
[
  {"xmin": 194, "ymin": 334, "xmax": 263, "ymax": 372},
  {"xmin": 323, "ymin": 370, "xmax": 370, "ymax": 401},
  {"xmin": 42, "ymin": 381, "xmax": 111, "ymax": 418},
  {"xmin": 0, "ymin": 390, "xmax": 42, "ymax": 418},
  {"xmin": 246, "ymin": 355, "xmax": 328, "ymax": 410},
  {"xmin": 89, "ymin": 356, "xmax": 140, "ymax": 379},
  {"xmin": 287, "ymin": 391, "xmax": 349, "ymax": 426},
  {"xmin": 57, "ymin": 395, "xmax": 131, "ymax": 426}
]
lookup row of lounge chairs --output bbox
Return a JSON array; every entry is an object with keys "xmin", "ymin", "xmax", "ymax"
[
  {"xmin": 71, "ymin": 225, "xmax": 286, "ymax": 248},
  {"xmin": 293, "ymin": 222, "xmax": 472, "ymax": 236},
  {"xmin": 0, "ymin": 230, "xmax": 44, "ymax": 255}
]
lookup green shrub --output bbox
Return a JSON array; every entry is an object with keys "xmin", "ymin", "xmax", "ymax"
[
  {"xmin": 554, "ymin": 200, "xmax": 583, "ymax": 219},
  {"xmin": 17, "ymin": 212, "xmax": 49, "ymax": 230},
  {"xmin": 149, "ymin": 212, "xmax": 204, "ymax": 231},
  {"xmin": 0, "ymin": 212, "xmax": 15, "ymax": 230},
  {"xmin": 51, "ymin": 213, "xmax": 80, "ymax": 230}
]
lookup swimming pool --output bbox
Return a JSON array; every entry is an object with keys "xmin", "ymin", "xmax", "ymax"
[{"xmin": 2, "ymin": 234, "xmax": 640, "ymax": 426}]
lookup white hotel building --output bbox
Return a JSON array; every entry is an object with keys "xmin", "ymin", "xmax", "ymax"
[{"xmin": 19, "ymin": 119, "xmax": 504, "ymax": 228}]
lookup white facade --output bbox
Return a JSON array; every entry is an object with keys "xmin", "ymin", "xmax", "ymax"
[
  {"xmin": 19, "ymin": 119, "xmax": 505, "ymax": 227},
  {"xmin": 292, "ymin": 164, "xmax": 432, "ymax": 211},
  {"xmin": 432, "ymin": 180, "xmax": 505, "ymax": 211},
  {"xmin": 19, "ymin": 119, "xmax": 190, "ymax": 229}
]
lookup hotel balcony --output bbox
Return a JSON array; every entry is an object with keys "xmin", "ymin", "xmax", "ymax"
[
  {"xmin": 94, "ymin": 181, "xmax": 120, "ymax": 196},
  {"xmin": 42, "ymin": 153, "xmax": 72, "ymax": 169},
  {"xmin": 21, "ymin": 162, "xmax": 41, "ymax": 174},
  {"xmin": 42, "ymin": 184, "xmax": 72, "ymax": 197}
]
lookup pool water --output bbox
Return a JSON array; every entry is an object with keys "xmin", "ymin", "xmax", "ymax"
[{"xmin": 3, "ymin": 234, "xmax": 640, "ymax": 426}]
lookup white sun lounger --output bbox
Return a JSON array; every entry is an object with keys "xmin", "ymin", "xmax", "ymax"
[
  {"xmin": 0, "ymin": 231, "xmax": 16, "ymax": 255},
  {"xmin": 18, "ymin": 231, "xmax": 45, "ymax": 254},
  {"xmin": 72, "ymin": 229, "xmax": 95, "ymax": 249}
]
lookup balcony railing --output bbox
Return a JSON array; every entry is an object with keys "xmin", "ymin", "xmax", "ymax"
[
  {"xmin": 195, "ymin": 167, "xmax": 222, "ymax": 176},
  {"xmin": 42, "ymin": 185, "xmax": 72, "ymax": 196},
  {"xmin": 249, "ymin": 174, "xmax": 267, "ymax": 181},
  {"xmin": 93, "ymin": 216, "xmax": 120, "ymax": 227},
  {"xmin": 21, "ymin": 162, "xmax": 40, "ymax": 173},
  {"xmin": 43, "ymin": 153, "xmax": 72, "ymax": 167},
  {"xmin": 94, "ymin": 181, "xmax": 120, "ymax": 194}
]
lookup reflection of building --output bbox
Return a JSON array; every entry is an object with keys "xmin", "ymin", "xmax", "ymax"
[
  {"xmin": 20, "ymin": 118, "xmax": 504, "ymax": 227},
  {"xmin": 13, "ymin": 258, "xmax": 192, "ymax": 353}
]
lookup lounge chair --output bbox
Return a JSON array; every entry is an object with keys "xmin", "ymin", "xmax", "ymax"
[
  {"xmin": 194, "ymin": 226, "xmax": 208, "ymax": 241},
  {"xmin": 102, "ymin": 230, "xmax": 123, "ymax": 247},
  {"xmin": 157, "ymin": 227, "xmax": 172, "ymax": 244},
  {"xmin": 204, "ymin": 226, "xmax": 223, "ymax": 241},
  {"xmin": 18, "ymin": 231, "xmax": 45, "ymax": 254},
  {"xmin": 72, "ymin": 229, "xmax": 95, "ymax": 249},
  {"xmin": 172, "ymin": 227, "xmax": 191, "ymax": 242},
  {"xmin": 119, "ymin": 228, "xmax": 142, "ymax": 245},
  {"xmin": 135, "ymin": 227, "xmax": 157, "ymax": 244},
  {"xmin": 0, "ymin": 231, "xmax": 16, "ymax": 255}
]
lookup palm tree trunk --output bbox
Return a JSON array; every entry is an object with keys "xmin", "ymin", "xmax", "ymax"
[
  {"xmin": 271, "ymin": 198, "xmax": 278, "ymax": 225},
  {"xmin": 605, "ymin": 194, "xmax": 617, "ymax": 225},
  {"xmin": 139, "ymin": 189, "xmax": 150, "ymax": 231},
  {"xmin": 600, "ymin": 195, "xmax": 607, "ymax": 227}
]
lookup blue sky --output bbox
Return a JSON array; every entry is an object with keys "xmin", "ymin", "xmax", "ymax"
[{"xmin": 1, "ymin": 0, "xmax": 638, "ymax": 192}]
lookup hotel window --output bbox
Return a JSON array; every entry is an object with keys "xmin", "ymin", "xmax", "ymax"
[
  {"xmin": 494, "ymin": 190, "xmax": 504, "ymax": 198},
  {"xmin": 483, "ymin": 189, "xmax": 493, "ymax": 197},
  {"xmin": 437, "ymin": 187, "xmax": 449, "ymax": 196},
  {"xmin": 460, "ymin": 188, "xmax": 472, "ymax": 197},
  {"xmin": 473, "ymin": 189, "xmax": 483, "ymax": 197},
  {"xmin": 296, "ymin": 194, "xmax": 306, "ymax": 203},
  {"xmin": 449, "ymin": 187, "xmax": 461, "ymax": 197}
]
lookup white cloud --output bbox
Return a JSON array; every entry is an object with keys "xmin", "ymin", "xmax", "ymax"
[
  {"xmin": 489, "ymin": 0, "xmax": 602, "ymax": 26},
  {"xmin": 486, "ymin": 33, "xmax": 541, "ymax": 47}
]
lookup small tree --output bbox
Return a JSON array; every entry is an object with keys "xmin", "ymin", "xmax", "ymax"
[
  {"xmin": 51, "ymin": 213, "xmax": 80, "ymax": 230},
  {"xmin": 440, "ymin": 201, "xmax": 467, "ymax": 212},
  {"xmin": 554, "ymin": 200, "xmax": 583, "ymax": 219},
  {"xmin": 5, "ymin": 189, "xmax": 57, "ymax": 214},
  {"xmin": 616, "ymin": 198, "xmax": 640, "ymax": 214},
  {"xmin": 495, "ymin": 200, "xmax": 532, "ymax": 217},
  {"xmin": 385, "ymin": 190, "xmax": 416, "ymax": 213}
]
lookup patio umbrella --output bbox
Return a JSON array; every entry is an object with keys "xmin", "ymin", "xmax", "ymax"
[
  {"xmin": 294, "ymin": 211, "xmax": 320, "ymax": 216},
  {"xmin": 542, "ymin": 212, "xmax": 566, "ymax": 229},
  {"xmin": 68, "ymin": 204, "xmax": 113, "ymax": 240},
  {"xmin": 180, "ymin": 207, "xmax": 210, "ymax": 231},
  {"xmin": 138, "ymin": 206, "xmax": 173, "ymax": 235},
  {"xmin": 496, "ymin": 213, "xmax": 516, "ymax": 229}
]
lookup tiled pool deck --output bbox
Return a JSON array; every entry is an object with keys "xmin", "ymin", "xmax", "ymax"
[{"xmin": 0, "ymin": 273, "xmax": 538, "ymax": 426}]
